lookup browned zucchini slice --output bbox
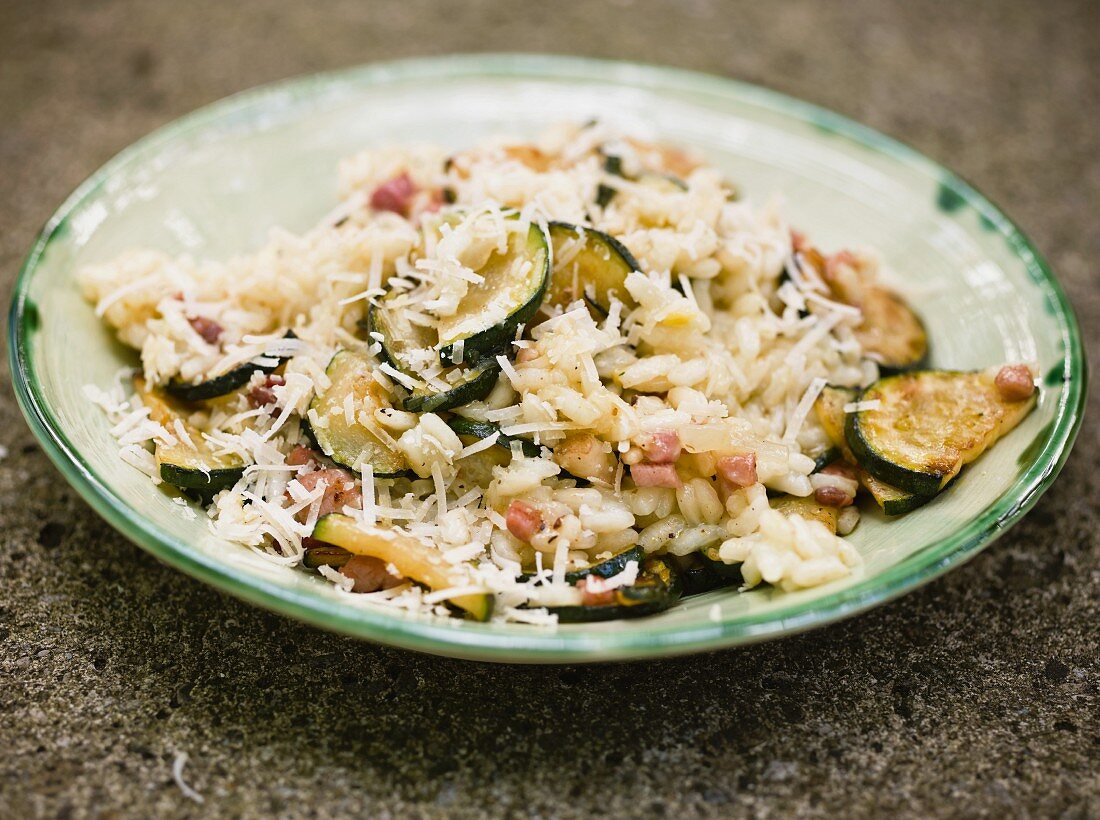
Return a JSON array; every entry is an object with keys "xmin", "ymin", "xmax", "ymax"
[
  {"xmin": 312, "ymin": 514, "xmax": 493, "ymax": 621},
  {"xmin": 854, "ymin": 286, "xmax": 928, "ymax": 371},
  {"xmin": 846, "ymin": 369, "xmax": 1037, "ymax": 496}
]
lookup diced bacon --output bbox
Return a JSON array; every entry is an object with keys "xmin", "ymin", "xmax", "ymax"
[
  {"xmin": 248, "ymin": 374, "xmax": 285, "ymax": 408},
  {"xmin": 297, "ymin": 468, "xmax": 357, "ymax": 517},
  {"xmin": 716, "ymin": 453, "xmax": 757, "ymax": 488},
  {"xmin": 296, "ymin": 468, "xmax": 344, "ymax": 493},
  {"xmin": 188, "ymin": 316, "xmax": 223, "ymax": 344},
  {"xmin": 287, "ymin": 445, "xmax": 317, "ymax": 466},
  {"xmin": 334, "ymin": 483, "xmax": 362, "ymax": 515},
  {"xmin": 340, "ymin": 555, "xmax": 401, "ymax": 593},
  {"xmin": 506, "ymin": 500, "xmax": 544, "ymax": 543},
  {"xmin": 369, "ymin": 172, "xmax": 417, "ymax": 216},
  {"xmin": 814, "ymin": 485, "xmax": 854, "ymax": 508},
  {"xmin": 578, "ymin": 576, "xmax": 616, "ymax": 606},
  {"xmin": 639, "ymin": 430, "xmax": 681, "ymax": 464},
  {"xmin": 630, "ymin": 462, "xmax": 682, "ymax": 489},
  {"xmin": 515, "ymin": 346, "xmax": 539, "ymax": 364},
  {"xmin": 995, "ymin": 364, "xmax": 1036, "ymax": 402}
]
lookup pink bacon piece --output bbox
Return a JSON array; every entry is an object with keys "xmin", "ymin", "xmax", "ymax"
[
  {"xmin": 639, "ymin": 430, "xmax": 681, "ymax": 464},
  {"xmin": 287, "ymin": 445, "xmax": 317, "ymax": 467},
  {"xmin": 506, "ymin": 500, "xmax": 544, "ymax": 543},
  {"xmin": 188, "ymin": 316, "xmax": 223, "ymax": 345},
  {"xmin": 248, "ymin": 374, "xmax": 285, "ymax": 408},
  {"xmin": 297, "ymin": 468, "xmax": 361, "ymax": 517},
  {"xmin": 370, "ymin": 172, "xmax": 417, "ymax": 216},
  {"xmin": 716, "ymin": 453, "xmax": 757, "ymax": 488},
  {"xmin": 341, "ymin": 554, "xmax": 404, "ymax": 593},
  {"xmin": 630, "ymin": 462, "xmax": 682, "ymax": 489},
  {"xmin": 994, "ymin": 364, "xmax": 1036, "ymax": 402},
  {"xmin": 814, "ymin": 486, "xmax": 854, "ymax": 508}
]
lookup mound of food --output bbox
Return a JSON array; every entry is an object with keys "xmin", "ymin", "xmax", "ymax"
[{"xmin": 80, "ymin": 122, "xmax": 1037, "ymax": 623}]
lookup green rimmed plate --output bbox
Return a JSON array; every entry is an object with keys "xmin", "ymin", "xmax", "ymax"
[{"xmin": 8, "ymin": 54, "xmax": 1085, "ymax": 663}]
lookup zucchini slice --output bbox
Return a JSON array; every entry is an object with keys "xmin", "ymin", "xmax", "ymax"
[
  {"xmin": 136, "ymin": 377, "xmax": 246, "ymax": 492},
  {"xmin": 854, "ymin": 286, "xmax": 928, "ymax": 371},
  {"xmin": 859, "ymin": 470, "xmax": 933, "ymax": 516},
  {"xmin": 670, "ymin": 552, "xmax": 734, "ymax": 596},
  {"xmin": 519, "ymin": 545, "xmax": 644, "ymax": 584},
  {"xmin": 771, "ymin": 495, "xmax": 840, "ymax": 534},
  {"xmin": 166, "ymin": 364, "xmax": 262, "ymax": 403},
  {"xmin": 699, "ymin": 545, "xmax": 744, "ymax": 584},
  {"xmin": 547, "ymin": 556, "xmax": 682, "ymax": 623},
  {"xmin": 302, "ymin": 543, "xmax": 352, "ymax": 569},
  {"xmin": 306, "ymin": 350, "xmax": 406, "ymax": 476},
  {"xmin": 402, "ymin": 361, "xmax": 499, "ymax": 414},
  {"xmin": 814, "ymin": 385, "xmax": 858, "ymax": 458},
  {"xmin": 368, "ymin": 292, "xmax": 501, "ymax": 413},
  {"xmin": 595, "ymin": 184, "xmax": 617, "ymax": 208},
  {"xmin": 366, "ymin": 294, "xmax": 436, "ymax": 376},
  {"xmin": 846, "ymin": 369, "xmax": 1037, "ymax": 496},
  {"xmin": 546, "ymin": 222, "xmax": 640, "ymax": 313},
  {"xmin": 446, "ymin": 417, "xmax": 541, "ymax": 458},
  {"xmin": 165, "ymin": 331, "xmax": 296, "ymax": 402},
  {"xmin": 813, "ymin": 384, "xmax": 929, "ymax": 514},
  {"xmin": 312, "ymin": 514, "xmax": 493, "ymax": 621},
  {"xmin": 811, "ymin": 445, "xmax": 842, "ymax": 473},
  {"xmin": 436, "ymin": 222, "xmax": 550, "ymax": 365}
]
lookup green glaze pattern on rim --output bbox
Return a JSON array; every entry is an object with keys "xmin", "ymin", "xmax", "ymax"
[{"xmin": 8, "ymin": 54, "xmax": 1087, "ymax": 662}]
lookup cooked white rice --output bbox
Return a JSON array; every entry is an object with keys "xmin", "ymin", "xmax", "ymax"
[{"xmin": 80, "ymin": 122, "xmax": 876, "ymax": 623}]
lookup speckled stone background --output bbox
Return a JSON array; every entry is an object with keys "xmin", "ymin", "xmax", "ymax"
[{"xmin": 1, "ymin": 1, "xmax": 1097, "ymax": 817}]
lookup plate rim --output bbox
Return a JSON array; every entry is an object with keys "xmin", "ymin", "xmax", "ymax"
[{"xmin": 8, "ymin": 53, "xmax": 1088, "ymax": 663}]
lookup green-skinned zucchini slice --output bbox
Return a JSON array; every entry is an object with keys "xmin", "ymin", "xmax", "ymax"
[
  {"xmin": 858, "ymin": 470, "xmax": 933, "ymax": 516},
  {"xmin": 519, "ymin": 545, "xmax": 644, "ymax": 585},
  {"xmin": 813, "ymin": 384, "xmax": 929, "ymax": 513},
  {"xmin": 302, "ymin": 544, "xmax": 352, "ymax": 569},
  {"xmin": 166, "ymin": 364, "xmax": 261, "ymax": 403},
  {"xmin": 854, "ymin": 286, "xmax": 928, "ymax": 371},
  {"xmin": 546, "ymin": 222, "xmax": 640, "ymax": 314},
  {"xmin": 136, "ymin": 377, "xmax": 246, "ymax": 493},
  {"xmin": 811, "ymin": 445, "xmax": 842, "ymax": 473},
  {"xmin": 446, "ymin": 417, "xmax": 541, "ymax": 458},
  {"xmin": 699, "ymin": 545, "xmax": 744, "ymax": 584},
  {"xmin": 368, "ymin": 291, "xmax": 502, "ymax": 413},
  {"xmin": 402, "ymin": 362, "xmax": 500, "ymax": 414},
  {"xmin": 669, "ymin": 553, "xmax": 731, "ymax": 596},
  {"xmin": 165, "ymin": 331, "xmax": 296, "ymax": 402},
  {"xmin": 546, "ymin": 556, "xmax": 682, "ymax": 623},
  {"xmin": 366, "ymin": 293, "xmax": 436, "ymax": 375},
  {"xmin": 437, "ymin": 221, "xmax": 550, "ymax": 365},
  {"xmin": 845, "ymin": 369, "xmax": 1037, "ymax": 496},
  {"xmin": 312, "ymin": 514, "xmax": 493, "ymax": 621},
  {"xmin": 306, "ymin": 350, "xmax": 407, "ymax": 476},
  {"xmin": 814, "ymin": 385, "xmax": 858, "ymax": 459}
]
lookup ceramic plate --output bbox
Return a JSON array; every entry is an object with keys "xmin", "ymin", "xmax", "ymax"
[{"xmin": 9, "ymin": 55, "xmax": 1085, "ymax": 662}]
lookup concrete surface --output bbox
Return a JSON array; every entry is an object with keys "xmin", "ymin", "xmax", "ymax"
[{"xmin": 1, "ymin": 1, "xmax": 1097, "ymax": 817}]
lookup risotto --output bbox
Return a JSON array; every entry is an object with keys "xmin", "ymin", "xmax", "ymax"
[{"xmin": 79, "ymin": 122, "xmax": 1037, "ymax": 623}]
